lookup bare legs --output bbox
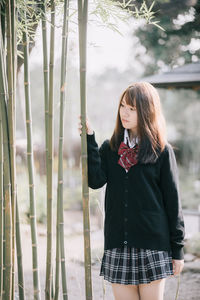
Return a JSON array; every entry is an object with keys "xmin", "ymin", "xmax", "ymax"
[
  {"xmin": 138, "ymin": 278, "xmax": 166, "ymax": 300},
  {"xmin": 111, "ymin": 278, "xmax": 166, "ymax": 300},
  {"xmin": 112, "ymin": 283, "xmax": 140, "ymax": 300}
]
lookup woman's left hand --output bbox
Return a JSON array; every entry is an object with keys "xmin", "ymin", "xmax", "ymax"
[{"xmin": 172, "ymin": 259, "xmax": 184, "ymax": 276}]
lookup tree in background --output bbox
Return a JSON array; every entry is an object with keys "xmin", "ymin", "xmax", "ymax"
[{"xmin": 124, "ymin": 0, "xmax": 200, "ymax": 75}]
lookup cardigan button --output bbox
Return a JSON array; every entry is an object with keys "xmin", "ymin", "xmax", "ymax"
[
  {"xmin": 125, "ymin": 203, "xmax": 128, "ymax": 207},
  {"xmin": 124, "ymin": 241, "xmax": 127, "ymax": 245}
]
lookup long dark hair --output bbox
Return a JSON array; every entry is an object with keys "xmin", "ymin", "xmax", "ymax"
[{"xmin": 110, "ymin": 82, "xmax": 167, "ymax": 164}]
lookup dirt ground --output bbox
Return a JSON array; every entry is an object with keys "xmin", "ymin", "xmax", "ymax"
[{"xmin": 16, "ymin": 210, "xmax": 200, "ymax": 300}]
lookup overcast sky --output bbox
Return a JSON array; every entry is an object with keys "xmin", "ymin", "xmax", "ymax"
[{"xmin": 30, "ymin": 2, "xmax": 146, "ymax": 76}]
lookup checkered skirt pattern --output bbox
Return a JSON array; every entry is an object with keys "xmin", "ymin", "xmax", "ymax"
[{"xmin": 100, "ymin": 246, "xmax": 174, "ymax": 285}]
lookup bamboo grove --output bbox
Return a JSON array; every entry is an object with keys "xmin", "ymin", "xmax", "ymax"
[
  {"xmin": 0, "ymin": 0, "xmax": 91, "ymax": 298},
  {"xmin": 0, "ymin": 0, "xmax": 160, "ymax": 299},
  {"xmin": 0, "ymin": 0, "xmax": 72, "ymax": 298}
]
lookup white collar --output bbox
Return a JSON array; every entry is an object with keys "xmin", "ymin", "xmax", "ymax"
[{"xmin": 123, "ymin": 128, "xmax": 138, "ymax": 148}]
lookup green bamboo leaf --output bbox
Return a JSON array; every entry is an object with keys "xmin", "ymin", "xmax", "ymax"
[
  {"xmin": 140, "ymin": 1, "xmax": 146, "ymax": 12},
  {"xmin": 150, "ymin": 21, "xmax": 165, "ymax": 31},
  {"xmin": 148, "ymin": 0, "xmax": 155, "ymax": 13}
]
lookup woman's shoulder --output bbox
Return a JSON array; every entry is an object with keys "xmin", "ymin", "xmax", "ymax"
[
  {"xmin": 158, "ymin": 142, "xmax": 177, "ymax": 164},
  {"xmin": 99, "ymin": 139, "xmax": 111, "ymax": 152}
]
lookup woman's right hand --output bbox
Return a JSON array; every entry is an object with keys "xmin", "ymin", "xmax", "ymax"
[{"xmin": 78, "ymin": 115, "xmax": 94, "ymax": 136}]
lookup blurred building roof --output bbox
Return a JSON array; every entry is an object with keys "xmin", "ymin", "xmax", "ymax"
[{"xmin": 142, "ymin": 61, "xmax": 200, "ymax": 89}]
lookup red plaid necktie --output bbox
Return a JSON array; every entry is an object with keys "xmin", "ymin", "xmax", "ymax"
[{"xmin": 118, "ymin": 142, "xmax": 139, "ymax": 171}]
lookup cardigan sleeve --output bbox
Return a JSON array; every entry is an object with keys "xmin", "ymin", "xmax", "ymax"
[
  {"xmin": 159, "ymin": 144, "xmax": 185, "ymax": 260},
  {"xmin": 86, "ymin": 132, "xmax": 108, "ymax": 189}
]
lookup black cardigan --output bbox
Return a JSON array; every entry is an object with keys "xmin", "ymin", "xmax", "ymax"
[{"xmin": 87, "ymin": 132, "xmax": 185, "ymax": 260}]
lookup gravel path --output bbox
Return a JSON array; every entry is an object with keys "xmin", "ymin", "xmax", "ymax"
[{"xmin": 16, "ymin": 210, "xmax": 200, "ymax": 300}]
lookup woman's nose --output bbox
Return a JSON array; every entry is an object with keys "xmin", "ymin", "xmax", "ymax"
[{"xmin": 124, "ymin": 108, "xmax": 129, "ymax": 116}]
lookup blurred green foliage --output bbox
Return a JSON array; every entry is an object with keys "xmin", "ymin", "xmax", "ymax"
[{"xmin": 131, "ymin": 0, "xmax": 200, "ymax": 75}]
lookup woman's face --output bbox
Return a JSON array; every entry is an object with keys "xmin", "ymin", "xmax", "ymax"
[{"xmin": 119, "ymin": 97, "xmax": 137, "ymax": 132}]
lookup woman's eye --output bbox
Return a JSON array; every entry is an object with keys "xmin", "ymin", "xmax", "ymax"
[{"xmin": 131, "ymin": 106, "xmax": 136, "ymax": 111}]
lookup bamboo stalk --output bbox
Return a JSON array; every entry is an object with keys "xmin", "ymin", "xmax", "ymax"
[
  {"xmin": 77, "ymin": 1, "xmax": 93, "ymax": 299},
  {"xmin": 0, "ymin": 10, "xmax": 3, "ymax": 299},
  {"xmin": 23, "ymin": 6, "xmax": 41, "ymax": 300},
  {"xmin": 40, "ymin": 0, "xmax": 49, "ymax": 175},
  {"xmin": 41, "ymin": 1, "xmax": 51, "ymax": 298},
  {"xmin": 0, "ymin": 94, "xmax": 12, "ymax": 300},
  {"xmin": 0, "ymin": 102, "xmax": 3, "ymax": 300},
  {"xmin": 10, "ymin": 0, "xmax": 17, "ymax": 297},
  {"xmin": 4, "ymin": 1, "xmax": 14, "ymax": 299},
  {"xmin": 0, "ymin": 18, "xmax": 6, "ymax": 298},
  {"xmin": 46, "ymin": 0, "xmax": 55, "ymax": 298},
  {"xmin": 40, "ymin": 1, "xmax": 51, "ymax": 297},
  {"xmin": 15, "ymin": 197, "xmax": 25, "ymax": 300},
  {"xmin": 0, "ymin": 3, "xmax": 5, "ymax": 45},
  {"xmin": 57, "ymin": 0, "xmax": 69, "ymax": 299},
  {"xmin": 54, "ymin": 186, "xmax": 60, "ymax": 300},
  {"xmin": 0, "ymin": 45, "xmax": 12, "ymax": 300}
]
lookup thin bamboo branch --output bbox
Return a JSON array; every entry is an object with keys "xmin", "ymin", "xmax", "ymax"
[
  {"xmin": 23, "ymin": 6, "xmax": 41, "ymax": 300},
  {"xmin": 57, "ymin": 0, "xmax": 69, "ymax": 299},
  {"xmin": 46, "ymin": 0, "xmax": 55, "ymax": 298},
  {"xmin": 77, "ymin": 1, "xmax": 93, "ymax": 299}
]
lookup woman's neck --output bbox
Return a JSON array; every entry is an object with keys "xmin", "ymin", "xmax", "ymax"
[{"xmin": 128, "ymin": 129, "xmax": 137, "ymax": 141}]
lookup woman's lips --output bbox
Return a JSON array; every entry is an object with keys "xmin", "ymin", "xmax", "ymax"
[{"xmin": 122, "ymin": 119, "xmax": 129, "ymax": 123}]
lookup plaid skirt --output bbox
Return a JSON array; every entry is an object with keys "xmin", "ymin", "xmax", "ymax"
[{"xmin": 100, "ymin": 246, "xmax": 174, "ymax": 285}]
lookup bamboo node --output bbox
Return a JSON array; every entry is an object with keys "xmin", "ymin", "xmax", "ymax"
[
  {"xmin": 32, "ymin": 244, "xmax": 37, "ymax": 248},
  {"xmin": 80, "ymin": 68, "xmax": 86, "ymax": 72},
  {"xmin": 26, "ymin": 120, "xmax": 31, "ymax": 123},
  {"xmin": 59, "ymin": 180, "xmax": 63, "ymax": 184},
  {"xmin": 26, "ymin": 152, "xmax": 32, "ymax": 155},
  {"xmin": 61, "ymin": 83, "xmax": 66, "ymax": 92},
  {"xmin": 29, "ymin": 184, "xmax": 34, "ymax": 187},
  {"xmin": 59, "ymin": 222, "xmax": 64, "ymax": 225},
  {"xmin": 24, "ymin": 81, "xmax": 29, "ymax": 86},
  {"xmin": 61, "ymin": 258, "xmax": 65, "ymax": 262},
  {"xmin": 29, "ymin": 215, "xmax": 35, "ymax": 219}
]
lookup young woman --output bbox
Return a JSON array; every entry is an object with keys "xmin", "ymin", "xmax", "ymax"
[{"xmin": 78, "ymin": 82, "xmax": 185, "ymax": 300}]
